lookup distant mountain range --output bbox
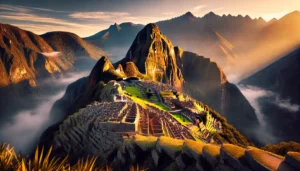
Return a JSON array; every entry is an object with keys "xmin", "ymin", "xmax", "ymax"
[
  {"xmin": 85, "ymin": 22, "xmax": 143, "ymax": 62},
  {"xmin": 0, "ymin": 23, "xmax": 106, "ymax": 123},
  {"xmin": 240, "ymin": 47, "xmax": 300, "ymax": 143},
  {"xmin": 85, "ymin": 11, "xmax": 300, "ymax": 81}
]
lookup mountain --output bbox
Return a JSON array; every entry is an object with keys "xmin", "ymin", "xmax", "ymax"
[
  {"xmin": 45, "ymin": 24, "xmax": 259, "ymax": 149},
  {"xmin": 0, "ymin": 23, "xmax": 71, "ymax": 87},
  {"xmin": 116, "ymin": 23, "xmax": 184, "ymax": 90},
  {"xmin": 240, "ymin": 47, "xmax": 300, "ymax": 143},
  {"xmin": 87, "ymin": 11, "xmax": 300, "ymax": 81},
  {"xmin": 85, "ymin": 22, "xmax": 144, "ymax": 62},
  {"xmin": 180, "ymin": 51, "xmax": 259, "ymax": 140},
  {"xmin": 243, "ymin": 11, "xmax": 300, "ymax": 77},
  {"xmin": 40, "ymin": 58, "xmax": 253, "ymax": 162},
  {"xmin": 0, "ymin": 23, "xmax": 106, "ymax": 124},
  {"xmin": 41, "ymin": 31, "xmax": 107, "ymax": 70}
]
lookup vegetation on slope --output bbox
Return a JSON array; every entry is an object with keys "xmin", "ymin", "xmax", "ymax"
[{"xmin": 262, "ymin": 142, "xmax": 300, "ymax": 156}]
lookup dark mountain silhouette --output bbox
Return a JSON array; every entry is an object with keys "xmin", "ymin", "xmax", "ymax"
[
  {"xmin": 240, "ymin": 47, "xmax": 300, "ymax": 143},
  {"xmin": 85, "ymin": 22, "xmax": 144, "ymax": 62}
]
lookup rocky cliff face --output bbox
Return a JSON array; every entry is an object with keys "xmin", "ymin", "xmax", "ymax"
[
  {"xmin": 181, "ymin": 51, "xmax": 259, "ymax": 141},
  {"xmin": 41, "ymin": 31, "xmax": 106, "ymax": 70},
  {"xmin": 117, "ymin": 24, "xmax": 184, "ymax": 90},
  {"xmin": 0, "ymin": 23, "xmax": 71, "ymax": 87},
  {"xmin": 0, "ymin": 23, "xmax": 106, "ymax": 125}
]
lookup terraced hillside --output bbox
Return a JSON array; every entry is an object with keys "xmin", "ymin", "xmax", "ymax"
[
  {"xmin": 41, "ymin": 79, "xmax": 252, "ymax": 162},
  {"xmin": 107, "ymin": 135, "xmax": 300, "ymax": 171}
]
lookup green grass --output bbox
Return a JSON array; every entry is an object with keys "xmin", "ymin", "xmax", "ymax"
[
  {"xmin": 125, "ymin": 86, "xmax": 143, "ymax": 97},
  {"xmin": 170, "ymin": 113, "xmax": 192, "ymax": 126},
  {"xmin": 128, "ymin": 95, "xmax": 169, "ymax": 112}
]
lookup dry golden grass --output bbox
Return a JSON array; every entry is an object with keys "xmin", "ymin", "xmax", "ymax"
[
  {"xmin": 0, "ymin": 143, "xmax": 121, "ymax": 171},
  {"xmin": 203, "ymin": 144, "xmax": 221, "ymax": 158},
  {"xmin": 288, "ymin": 152, "xmax": 300, "ymax": 161},
  {"xmin": 158, "ymin": 136, "xmax": 184, "ymax": 151},
  {"xmin": 222, "ymin": 144, "xmax": 245, "ymax": 159},
  {"xmin": 0, "ymin": 143, "xmax": 21, "ymax": 170},
  {"xmin": 184, "ymin": 139, "xmax": 205, "ymax": 155},
  {"xmin": 247, "ymin": 147, "xmax": 284, "ymax": 170}
]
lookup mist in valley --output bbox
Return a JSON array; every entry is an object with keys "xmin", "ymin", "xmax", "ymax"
[
  {"xmin": 0, "ymin": 72, "xmax": 89, "ymax": 154},
  {"xmin": 239, "ymin": 85, "xmax": 300, "ymax": 145}
]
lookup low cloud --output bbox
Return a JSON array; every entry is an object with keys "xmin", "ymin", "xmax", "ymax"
[
  {"xmin": 0, "ymin": 72, "xmax": 89, "ymax": 154},
  {"xmin": 274, "ymin": 96, "xmax": 300, "ymax": 113},
  {"xmin": 70, "ymin": 11, "xmax": 130, "ymax": 20},
  {"xmin": 69, "ymin": 11, "xmax": 168, "ymax": 24},
  {"xmin": 42, "ymin": 51, "xmax": 61, "ymax": 57},
  {"xmin": 192, "ymin": 5, "xmax": 207, "ymax": 12},
  {"xmin": 239, "ymin": 85, "xmax": 300, "ymax": 144}
]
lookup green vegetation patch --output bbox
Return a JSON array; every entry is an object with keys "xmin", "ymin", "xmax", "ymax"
[
  {"xmin": 170, "ymin": 113, "xmax": 192, "ymax": 126},
  {"xmin": 125, "ymin": 86, "xmax": 143, "ymax": 97},
  {"xmin": 222, "ymin": 144, "xmax": 245, "ymax": 159}
]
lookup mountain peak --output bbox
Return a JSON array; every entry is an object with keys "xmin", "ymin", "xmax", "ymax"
[
  {"xmin": 120, "ymin": 24, "xmax": 184, "ymax": 90},
  {"xmin": 203, "ymin": 11, "xmax": 218, "ymax": 18},
  {"xmin": 108, "ymin": 23, "xmax": 121, "ymax": 31},
  {"xmin": 178, "ymin": 11, "xmax": 197, "ymax": 20}
]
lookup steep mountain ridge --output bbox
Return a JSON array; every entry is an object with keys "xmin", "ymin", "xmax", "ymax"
[
  {"xmin": 180, "ymin": 51, "xmax": 259, "ymax": 140},
  {"xmin": 41, "ymin": 31, "xmax": 106, "ymax": 66},
  {"xmin": 0, "ymin": 23, "xmax": 71, "ymax": 87},
  {"xmin": 0, "ymin": 23, "xmax": 106, "ymax": 125},
  {"xmin": 116, "ymin": 23, "xmax": 184, "ymax": 90}
]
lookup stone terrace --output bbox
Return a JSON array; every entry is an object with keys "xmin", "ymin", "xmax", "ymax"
[{"xmin": 111, "ymin": 135, "xmax": 300, "ymax": 171}]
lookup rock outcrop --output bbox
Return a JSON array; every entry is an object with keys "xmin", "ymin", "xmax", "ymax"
[
  {"xmin": 117, "ymin": 23, "xmax": 184, "ymax": 90},
  {"xmin": 181, "ymin": 51, "xmax": 259, "ymax": 142}
]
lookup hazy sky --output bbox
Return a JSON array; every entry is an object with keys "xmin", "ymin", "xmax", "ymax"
[{"xmin": 0, "ymin": 0, "xmax": 299, "ymax": 37}]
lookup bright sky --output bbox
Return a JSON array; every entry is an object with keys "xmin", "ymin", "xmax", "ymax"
[{"xmin": 0, "ymin": 0, "xmax": 299, "ymax": 37}]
